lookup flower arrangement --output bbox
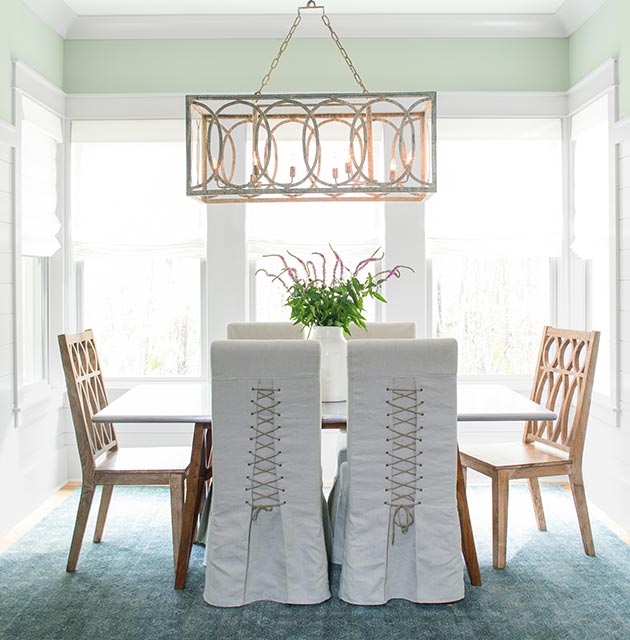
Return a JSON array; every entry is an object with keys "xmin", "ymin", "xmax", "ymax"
[{"xmin": 257, "ymin": 247, "xmax": 412, "ymax": 336}]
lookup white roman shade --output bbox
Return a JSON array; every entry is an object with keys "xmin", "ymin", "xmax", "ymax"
[
  {"xmin": 71, "ymin": 120, "xmax": 206, "ymax": 258},
  {"xmin": 20, "ymin": 95, "xmax": 62, "ymax": 257},
  {"xmin": 426, "ymin": 119, "xmax": 563, "ymax": 258},
  {"xmin": 571, "ymin": 95, "xmax": 610, "ymax": 261}
]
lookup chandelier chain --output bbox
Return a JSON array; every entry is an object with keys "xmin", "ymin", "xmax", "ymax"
[{"xmin": 256, "ymin": 3, "xmax": 368, "ymax": 95}]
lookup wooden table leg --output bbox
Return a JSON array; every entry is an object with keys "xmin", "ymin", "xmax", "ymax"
[
  {"xmin": 456, "ymin": 448, "xmax": 482, "ymax": 586},
  {"xmin": 175, "ymin": 422, "xmax": 212, "ymax": 590}
]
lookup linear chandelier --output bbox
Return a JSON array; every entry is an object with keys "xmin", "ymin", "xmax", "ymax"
[{"xmin": 186, "ymin": 2, "xmax": 436, "ymax": 204}]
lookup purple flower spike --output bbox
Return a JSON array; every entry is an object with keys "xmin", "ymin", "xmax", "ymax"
[{"xmin": 313, "ymin": 252, "xmax": 327, "ymax": 285}]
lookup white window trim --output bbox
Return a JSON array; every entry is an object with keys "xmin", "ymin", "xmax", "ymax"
[
  {"xmin": 12, "ymin": 60, "xmax": 66, "ymax": 427},
  {"xmin": 566, "ymin": 63, "xmax": 620, "ymax": 425}
]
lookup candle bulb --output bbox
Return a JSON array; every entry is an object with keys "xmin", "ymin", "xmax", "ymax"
[
  {"xmin": 253, "ymin": 163, "xmax": 260, "ymax": 177},
  {"xmin": 389, "ymin": 158, "xmax": 396, "ymax": 181},
  {"xmin": 289, "ymin": 165, "xmax": 296, "ymax": 179},
  {"xmin": 345, "ymin": 161, "xmax": 352, "ymax": 175},
  {"xmin": 332, "ymin": 167, "xmax": 339, "ymax": 181}
]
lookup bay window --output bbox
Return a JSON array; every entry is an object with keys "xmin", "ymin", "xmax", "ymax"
[
  {"xmin": 426, "ymin": 119, "xmax": 563, "ymax": 375},
  {"xmin": 71, "ymin": 121, "xmax": 206, "ymax": 378}
]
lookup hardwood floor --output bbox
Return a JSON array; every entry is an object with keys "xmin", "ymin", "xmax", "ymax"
[{"xmin": 0, "ymin": 483, "xmax": 80, "ymax": 554}]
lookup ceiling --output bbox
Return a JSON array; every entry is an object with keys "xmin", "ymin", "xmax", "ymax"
[
  {"xmin": 63, "ymin": 1, "xmax": 568, "ymax": 16},
  {"xmin": 22, "ymin": 0, "xmax": 608, "ymax": 39}
]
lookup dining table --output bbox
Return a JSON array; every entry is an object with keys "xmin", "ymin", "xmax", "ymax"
[{"xmin": 93, "ymin": 383, "xmax": 556, "ymax": 590}]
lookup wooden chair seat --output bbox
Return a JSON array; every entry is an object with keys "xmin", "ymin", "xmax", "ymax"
[
  {"xmin": 460, "ymin": 442, "xmax": 570, "ymax": 472},
  {"xmin": 459, "ymin": 326, "xmax": 599, "ymax": 570},
  {"xmin": 95, "ymin": 446, "xmax": 191, "ymax": 475}
]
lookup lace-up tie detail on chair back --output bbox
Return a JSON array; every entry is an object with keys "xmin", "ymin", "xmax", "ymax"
[
  {"xmin": 385, "ymin": 388, "xmax": 424, "ymax": 544},
  {"xmin": 247, "ymin": 387, "xmax": 285, "ymax": 521}
]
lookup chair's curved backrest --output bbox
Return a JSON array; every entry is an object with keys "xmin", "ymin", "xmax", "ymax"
[
  {"xmin": 226, "ymin": 321, "xmax": 304, "ymax": 340},
  {"xmin": 206, "ymin": 339, "xmax": 329, "ymax": 607},
  {"xmin": 340, "ymin": 338, "xmax": 463, "ymax": 605},
  {"xmin": 346, "ymin": 322, "xmax": 416, "ymax": 340},
  {"xmin": 58, "ymin": 330, "xmax": 117, "ymax": 475},
  {"xmin": 524, "ymin": 326, "xmax": 599, "ymax": 460}
]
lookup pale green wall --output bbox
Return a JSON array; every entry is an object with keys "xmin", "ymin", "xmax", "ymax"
[
  {"xmin": 570, "ymin": 0, "xmax": 630, "ymax": 119},
  {"xmin": 0, "ymin": 0, "xmax": 64, "ymax": 123},
  {"xmin": 63, "ymin": 37, "xmax": 569, "ymax": 95}
]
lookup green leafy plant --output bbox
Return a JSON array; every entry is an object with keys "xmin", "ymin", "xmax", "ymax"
[{"xmin": 257, "ymin": 247, "xmax": 412, "ymax": 336}]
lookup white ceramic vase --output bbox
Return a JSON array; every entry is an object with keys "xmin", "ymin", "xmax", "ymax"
[{"xmin": 310, "ymin": 326, "xmax": 347, "ymax": 402}]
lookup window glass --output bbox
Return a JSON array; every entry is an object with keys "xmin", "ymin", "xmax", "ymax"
[
  {"xmin": 426, "ymin": 119, "xmax": 563, "ymax": 374},
  {"xmin": 247, "ymin": 133, "xmax": 385, "ymax": 322},
  {"xmin": 21, "ymin": 256, "xmax": 46, "ymax": 384},
  {"xmin": 20, "ymin": 96, "xmax": 61, "ymax": 384},
  {"xmin": 71, "ymin": 121, "xmax": 206, "ymax": 377}
]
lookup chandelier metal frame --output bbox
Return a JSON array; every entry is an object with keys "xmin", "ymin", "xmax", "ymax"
[{"xmin": 185, "ymin": 2, "xmax": 436, "ymax": 204}]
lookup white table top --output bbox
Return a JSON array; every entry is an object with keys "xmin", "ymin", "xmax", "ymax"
[{"xmin": 93, "ymin": 383, "xmax": 556, "ymax": 424}]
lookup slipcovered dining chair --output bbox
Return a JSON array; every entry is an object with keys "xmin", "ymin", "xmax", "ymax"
[
  {"xmin": 205, "ymin": 340, "xmax": 330, "ymax": 607},
  {"xmin": 459, "ymin": 326, "xmax": 600, "ymax": 569},
  {"xmin": 337, "ymin": 322, "xmax": 416, "ymax": 467},
  {"xmin": 226, "ymin": 321, "xmax": 304, "ymax": 340},
  {"xmin": 329, "ymin": 338, "xmax": 464, "ymax": 605},
  {"xmin": 346, "ymin": 321, "xmax": 416, "ymax": 339},
  {"xmin": 58, "ymin": 330, "xmax": 191, "ymax": 572}
]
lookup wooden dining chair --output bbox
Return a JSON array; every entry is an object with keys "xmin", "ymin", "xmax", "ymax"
[
  {"xmin": 459, "ymin": 326, "xmax": 600, "ymax": 569},
  {"xmin": 58, "ymin": 329, "xmax": 191, "ymax": 572}
]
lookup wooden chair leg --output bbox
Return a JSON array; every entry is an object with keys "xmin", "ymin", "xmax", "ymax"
[
  {"xmin": 456, "ymin": 453, "xmax": 481, "ymax": 586},
  {"xmin": 93, "ymin": 484, "xmax": 114, "ymax": 543},
  {"xmin": 492, "ymin": 472, "xmax": 510, "ymax": 569},
  {"xmin": 67, "ymin": 483, "xmax": 95, "ymax": 572},
  {"xmin": 169, "ymin": 474, "xmax": 185, "ymax": 572},
  {"xmin": 527, "ymin": 477, "xmax": 547, "ymax": 531},
  {"xmin": 569, "ymin": 470, "xmax": 595, "ymax": 556}
]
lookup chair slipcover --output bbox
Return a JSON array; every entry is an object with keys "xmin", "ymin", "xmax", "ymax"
[
  {"xmin": 332, "ymin": 339, "xmax": 464, "ymax": 605},
  {"xmin": 337, "ymin": 322, "xmax": 416, "ymax": 468},
  {"xmin": 205, "ymin": 340, "xmax": 330, "ymax": 607},
  {"xmin": 226, "ymin": 322, "xmax": 304, "ymax": 340},
  {"xmin": 346, "ymin": 322, "xmax": 416, "ymax": 340}
]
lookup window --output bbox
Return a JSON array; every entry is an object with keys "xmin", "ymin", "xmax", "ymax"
[
  {"xmin": 247, "ymin": 201, "xmax": 385, "ymax": 322},
  {"xmin": 571, "ymin": 95, "xmax": 613, "ymax": 397},
  {"xmin": 20, "ymin": 96, "xmax": 62, "ymax": 385},
  {"xmin": 71, "ymin": 121, "xmax": 206, "ymax": 377},
  {"xmin": 426, "ymin": 119, "xmax": 563, "ymax": 374}
]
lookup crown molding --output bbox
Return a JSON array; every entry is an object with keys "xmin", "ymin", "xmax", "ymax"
[
  {"xmin": 20, "ymin": 0, "xmax": 77, "ymax": 38},
  {"xmin": 556, "ymin": 0, "xmax": 608, "ymax": 35},
  {"xmin": 65, "ymin": 13, "xmax": 568, "ymax": 40},
  {"xmin": 21, "ymin": 0, "xmax": 611, "ymax": 40}
]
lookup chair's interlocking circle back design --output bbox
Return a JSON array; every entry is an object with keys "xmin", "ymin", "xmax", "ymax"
[
  {"xmin": 526, "ymin": 331, "xmax": 598, "ymax": 453},
  {"xmin": 246, "ymin": 387, "xmax": 286, "ymax": 520},
  {"xmin": 384, "ymin": 387, "xmax": 424, "ymax": 544}
]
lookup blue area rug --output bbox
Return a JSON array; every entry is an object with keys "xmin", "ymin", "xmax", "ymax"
[{"xmin": 1, "ymin": 484, "xmax": 629, "ymax": 640}]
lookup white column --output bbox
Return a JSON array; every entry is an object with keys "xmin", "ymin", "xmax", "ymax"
[{"xmin": 206, "ymin": 125, "xmax": 248, "ymax": 346}]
